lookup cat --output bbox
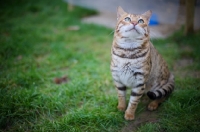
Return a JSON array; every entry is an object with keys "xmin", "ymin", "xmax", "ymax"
[{"xmin": 110, "ymin": 6, "xmax": 174, "ymax": 120}]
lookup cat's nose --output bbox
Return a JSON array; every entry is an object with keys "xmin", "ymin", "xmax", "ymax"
[{"xmin": 131, "ymin": 22, "xmax": 137, "ymax": 26}]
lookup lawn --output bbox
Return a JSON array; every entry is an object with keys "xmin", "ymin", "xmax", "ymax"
[{"xmin": 0, "ymin": 0, "xmax": 200, "ymax": 131}]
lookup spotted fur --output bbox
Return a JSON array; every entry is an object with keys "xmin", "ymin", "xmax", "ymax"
[{"xmin": 110, "ymin": 6, "xmax": 174, "ymax": 120}]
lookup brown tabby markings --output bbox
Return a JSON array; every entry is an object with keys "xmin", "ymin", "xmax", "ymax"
[{"xmin": 110, "ymin": 7, "xmax": 174, "ymax": 120}]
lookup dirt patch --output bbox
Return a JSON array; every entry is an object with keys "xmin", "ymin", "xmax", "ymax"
[
  {"xmin": 173, "ymin": 58, "xmax": 200, "ymax": 78},
  {"xmin": 121, "ymin": 110, "xmax": 159, "ymax": 132},
  {"xmin": 121, "ymin": 96, "xmax": 159, "ymax": 132},
  {"xmin": 174, "ymin": 58, "xmax": 193, "ymax": 68},
  {"xmin": 172, "ymin": 44, "xmax": 200, "ymax": 78}
]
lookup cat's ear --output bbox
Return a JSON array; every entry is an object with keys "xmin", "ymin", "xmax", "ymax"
[
  {"xmin": 142, "ymin": 10, "xmax": 152, "ymax": 23},
  {"xmin": 117, "ymin": 6, "xmax": 126, "ymax": 20}
]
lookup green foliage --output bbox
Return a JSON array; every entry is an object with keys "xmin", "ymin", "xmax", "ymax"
[
  {"xmin": 0, "ymin": 0, "xmax": 200, "ymax": 131},
  {"xmin": 160, "ymin": 88, "xmax": 200, "ymax": 132},
  {"xmin": 137, "ymin": 123, "xmax": 160, "ymax": 132}
]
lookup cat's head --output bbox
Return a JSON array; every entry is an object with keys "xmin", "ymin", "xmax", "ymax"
[{"xmin": 115, "ymin": 6, "xmax": 152, "ymax": 41}]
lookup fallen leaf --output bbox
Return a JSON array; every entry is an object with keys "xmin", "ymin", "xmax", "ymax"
[{"xmin": 54, "ymin": 76, "xmax": 68, "ymax": 84}]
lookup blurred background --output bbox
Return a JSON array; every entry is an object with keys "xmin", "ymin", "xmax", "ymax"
[
  {"xmin": 65, "ymin": 0, "xmax": 200, "ymax": 38},
  {"xmin": 1, "ymin": 0, "xmax": 200, "ymax": 131}
]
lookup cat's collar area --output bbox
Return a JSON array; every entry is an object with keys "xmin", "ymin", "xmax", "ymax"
[
  {"xmin": 115, "ymin": 36, "xmax": 146, "ymax": 42},
  {"xmin": 115, "ymin": 40, "xmax": 144, "ymax": 49}
]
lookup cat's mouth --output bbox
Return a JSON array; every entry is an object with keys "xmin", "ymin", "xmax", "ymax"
[{"xmin": 126, "ymin": 25, "xmax": 140, "ymax": 34}]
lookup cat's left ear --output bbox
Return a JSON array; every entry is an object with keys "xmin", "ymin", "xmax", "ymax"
[
  {"xmin": 142, "ymin": 10, "xmax": 152, "ymax": 23},
  {"xmin": 117, "ymin": 6, "xmax": 126, "ymax": 20}
]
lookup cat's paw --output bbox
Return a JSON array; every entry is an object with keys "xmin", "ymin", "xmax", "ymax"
[
  {"xmin": 117, "ymin": 105, "xmax": 126, "ymax": 111},
  {"xmin": 124, "ymin": 111, "xmax": 135, "ymax": 120},
  {"xmin": 148, "ymin": 101, "xmax": 158, "ymax": 111}
]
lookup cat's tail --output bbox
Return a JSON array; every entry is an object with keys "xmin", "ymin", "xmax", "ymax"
[{"xmin": 147, "ymin": 73, "xmax": 174, "ymax": 100}]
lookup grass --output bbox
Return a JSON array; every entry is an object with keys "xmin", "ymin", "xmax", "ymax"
[{"xmin": 0, "ymin": 0, "xmax": 200, "ymax": 131}]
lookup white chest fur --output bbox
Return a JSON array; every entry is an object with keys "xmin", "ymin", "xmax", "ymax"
[{"xmin": 111, "ymin": 54, "xmax": 145, "ymax": 87}]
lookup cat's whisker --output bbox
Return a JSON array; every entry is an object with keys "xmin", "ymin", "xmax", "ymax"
[
  {"xmin": 150, "ymin": 30, "xmax": 158, "ymax": 40},
  {"xmin": 109, "ymin": 30, "xmax": 115, "ymax": 36}
]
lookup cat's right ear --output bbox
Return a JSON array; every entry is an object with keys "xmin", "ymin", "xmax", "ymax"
[{"xmin": 117, "ymin": 6, "xmax": 126, "ymax": 20}]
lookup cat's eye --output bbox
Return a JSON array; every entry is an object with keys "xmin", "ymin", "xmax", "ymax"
[
  {"xmin": 138, "ymin": 19, "xmax": 144, "ymax": 24},
  {"xmin": 124, "ymin": 17, "xmax": 131, "ymax": 22}
]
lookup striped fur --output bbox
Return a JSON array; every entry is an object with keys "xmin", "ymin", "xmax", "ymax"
[{"xmin": 110, "ymin": 7, "xmax": 174, "ymax": 120}]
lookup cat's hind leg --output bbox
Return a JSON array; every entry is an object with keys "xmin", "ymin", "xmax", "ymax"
[
  {"xmin": 147, "ymin": 73, "xmax": 174, "ymax": 100},
  {"xmin": 147, "ymin": 73, "xmax": 174, "ymax": 111},
  {"xmin": 148, "ymin": 97, "xmax": 165, "ymax": 111}
]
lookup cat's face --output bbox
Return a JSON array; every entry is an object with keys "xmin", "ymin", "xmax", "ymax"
[{"xmin": 115, "ymin": 7, "xmax": 152, "ymax": 40}]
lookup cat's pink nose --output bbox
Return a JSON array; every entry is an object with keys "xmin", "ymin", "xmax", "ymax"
[{"xmin": 132, "ymin": 22, "xmax": 137, "ymax": 26}]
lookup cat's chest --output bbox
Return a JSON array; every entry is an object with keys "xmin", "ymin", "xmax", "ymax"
[
  {"xmin": 111, "ymin": 57, "xmax": 144, "ymax": 87},
  {"xmin": 112, "ymin": 54, "xmax": 145, "ymax": 71}
]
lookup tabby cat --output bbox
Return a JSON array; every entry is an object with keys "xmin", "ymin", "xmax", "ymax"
[{"xmin": 110, "ymin": 6, "xmax": 174, "ymax": 120}]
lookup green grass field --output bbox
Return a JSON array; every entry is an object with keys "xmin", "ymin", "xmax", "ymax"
[{"xmin": 0, "ymin": 0, "xmax": 200, "ymax": 131}]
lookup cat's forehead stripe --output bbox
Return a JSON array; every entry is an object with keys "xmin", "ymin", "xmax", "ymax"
[
  {"xmin": 131, "ymin": 14, "xmax": 135, "ymax": 18},
  {"xmin": 127, "ymin": 14, "xmax": 142, "ymax": 19}
]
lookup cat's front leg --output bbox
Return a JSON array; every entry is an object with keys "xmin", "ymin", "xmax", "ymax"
[
  {"xmin": 116, "ymin": 86, "xmax": 127, "ymax": 111},
  {"xmin": 125, "ymin": 83, "xmax": 145, "ymax": 120},
  {"xmin": 114, "ymin": 82, "xmax": 127, "ymax": 111}
]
